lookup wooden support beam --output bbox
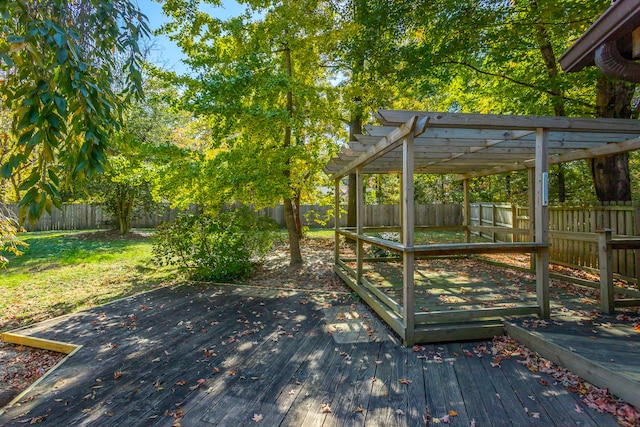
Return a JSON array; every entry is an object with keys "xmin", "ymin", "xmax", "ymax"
[
  {"xmin": 331, "ymin": 115, "xmax": 427, "ymax": 179},
  {"xmin": 528, "ymin": 168, "xmax": 536, "ymax": 272},
  {"xmin": 334, "ymin": 178, "xmax": 340, "ymax": 265},
  {"xmin": 464, "ymin": 179, "xmax": 471, "ymax": 243},
  {"xmin": 457, "ymin": 137, "xmax": 640, "ymax": 180},
  {"xmin": 356, "ymin": 166, "xmax": 364, "ymax": 285},
  {"xmin": 597, "ymin": 228, "xmax": 614, "ymax": 314},
  {"xmin": 535, "ymin": 128, "xmax": 550, "ymax": 319},
  {"xmin": 402, "ymin": 133, "xmax": 416, "ymax": 346}
]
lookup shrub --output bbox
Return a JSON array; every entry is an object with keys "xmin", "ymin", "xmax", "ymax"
[{"xmin": 153, "ymin": 207, "xmax": 279, "ymax": 281}]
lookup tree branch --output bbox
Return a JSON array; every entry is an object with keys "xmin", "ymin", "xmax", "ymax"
[{"xmin": 439, "ymin": 60, "xmax": 595, "ymax": 111}]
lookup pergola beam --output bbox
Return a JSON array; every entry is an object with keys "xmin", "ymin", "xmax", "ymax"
[
  {"xmin": 456, "ymin": 137, "xmax": 640, "ymax": 180},
  {"xmin": 331, "ymin": 116, "xmax": 428, "ymax": 179},
  {"xmin": 377, "ymin": 110, "xmax": 640, "ymax": 133}
]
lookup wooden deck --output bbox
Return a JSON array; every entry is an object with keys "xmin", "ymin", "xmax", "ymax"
[
  {"xmin": 507, "ymin": 314, "xmax": 640, "ymax": 409},
  {"xmin": 0, "ymin": 283, "xmax": 624, "ymax": 426}
]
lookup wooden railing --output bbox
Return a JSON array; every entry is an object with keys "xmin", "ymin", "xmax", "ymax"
[{"xmin": 596, "ymin": 229, "xmax": 640, "ymax": 313}]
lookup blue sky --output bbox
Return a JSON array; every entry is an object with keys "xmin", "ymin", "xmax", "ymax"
[{"xmin": 136, "ymin": 0, "xmax": 245, "ymax": 74}]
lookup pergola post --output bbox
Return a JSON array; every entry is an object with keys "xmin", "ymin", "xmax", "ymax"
[
  {"xmin": 463, "ymin": 179, "xmax": 471, "ymax": 243},
  {"xmin": 399, "ymin": 173, "xmax": 404, "ymax": 244},
  {"xmin": 402, "ymin": 134, "xmax": 415, "ymax": 346},
  {"xmin": 528, "ymin": 167, "xmax": 536, "ymax": 272},
  {"xmin": 334, "ymin": 178, "xmax": 340, "ymax": 265},
  {"xmin": 597, "ymin": 228, "xmax": 614, "ymax": 314},
  {"xmin": 535, "ymin": 128, "xmax": 550, "ymax": 319},
  {"xmin": 356, "ymin": 166, "xmax": 364, "ymax": 285}
]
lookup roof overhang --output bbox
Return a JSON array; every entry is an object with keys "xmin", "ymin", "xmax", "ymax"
[
  {"xmin": 324, "ymin": 110, "xmax": 640, "ymax": 181},
  {"xmin": 559, "ymin": 0, "xmax": 640, "ymax": 72}
]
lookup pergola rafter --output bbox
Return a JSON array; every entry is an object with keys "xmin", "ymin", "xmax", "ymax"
[{"xmin": 325, "ymin": 110, "xmax": 640, "ymax": 346}]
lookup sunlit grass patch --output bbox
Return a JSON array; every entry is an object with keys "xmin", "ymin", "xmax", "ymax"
[{"xmin": 0, "ymin": 230, "xmax": 177, "ymax": 332}]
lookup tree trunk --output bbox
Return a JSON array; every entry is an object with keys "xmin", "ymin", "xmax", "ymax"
[
  {"xmin": 284, "ymin": 197, "xmax": 302, "ymax": 265},
  {"xmin": 282, "ymin": 37, "xmax": 303, "ymax": 265},
  {"xmin": 346, "ymin": 112, "xmax": 362, "ymax": 227},
  {"xmin": 530, "ymin": 0, "xmax": 568, "ymax": 201},
  {"xmin": 557, "ymin": 164, "xmax": 566, "ymax": 203},
  {"xmin": 588, "ymin": 77, "xmax": 635, "ymax": 202},
  {"xmin": 294, "ymin": 191, "xmax": 303, "ymax": 240},
  {"xmin": 117, "ymin": 191, "xmax": 134, "ymax": 235}
]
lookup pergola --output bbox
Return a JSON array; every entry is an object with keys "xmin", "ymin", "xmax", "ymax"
[{"xmin": 324, "ymin": 110, "xmax": 640, "ymax": 345}]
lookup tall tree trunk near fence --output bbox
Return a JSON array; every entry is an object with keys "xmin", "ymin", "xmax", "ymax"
[
  {"xmin": 530, "ymin": 0, "xmax": 568, "ymax": 202},
  {"xmin": 282, "ymin": 37, "xmax": 303, "ymax": 266},
  {"xmin": 589, "ymin": 78, "xmax": 635, "ymax": 202},
  {"xmin": 294, "ymin": 192, "xmax": 303, "ymax": 240}
]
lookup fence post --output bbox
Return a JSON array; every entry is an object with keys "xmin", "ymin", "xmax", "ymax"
[
  {"xmin": 511, "ymin": 204, "xmax": 517, "ymax": 243},
  {"xmin": 596, "ymin": 228, "xmax": 614, "ymax": 314}
]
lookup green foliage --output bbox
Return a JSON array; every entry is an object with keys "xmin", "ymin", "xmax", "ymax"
[
  {"xmin": 0, "ymin": 0, "xmax": 149, "ymax": 224},
  {"xmin": 153, "ymin": 208, "xmax": 279, "ymax": 281},
  {"xmin": 0, "ymin": 203, "xmax": 27, "ymax": 267},
  {"xmin": 159, "ymin": 0, "xmax": 343, "ymax": 207}
]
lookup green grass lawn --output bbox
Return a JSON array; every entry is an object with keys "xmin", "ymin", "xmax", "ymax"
[
  {"xmin": 0, "ymin": 230, "xmax": 177, "ymax": 332},
  {"xmin": 0, "ymin": 228, "xmax": 336, "ymax": 332}
]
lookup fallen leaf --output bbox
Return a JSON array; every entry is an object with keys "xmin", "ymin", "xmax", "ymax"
[{"xmin": 252, "ymin": 413, "xmax": 264, "ymax": 422}]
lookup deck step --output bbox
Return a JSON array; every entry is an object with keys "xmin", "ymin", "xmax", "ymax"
[
  {"xmin": 415, "ymin": 321, "xmax": 505, "ymax": 343},
  {"xmin": 505, "ymin": 322, "xmax": 640, "ymax": 408}
]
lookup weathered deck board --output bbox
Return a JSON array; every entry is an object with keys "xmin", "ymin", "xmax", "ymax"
[
  {"xmin": 0, "ymin": 283, "xmax": 629, "ymax": 426},
  {"xmin": 507, "ymin": 318, "xmax": 640, "ymax": 410}
]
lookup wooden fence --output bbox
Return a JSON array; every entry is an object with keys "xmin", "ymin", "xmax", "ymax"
[
  {"xmin": 8, "ymin": 202, "xmax": 463, "ymax": 232},
  {"xmin": 471, "ymin": 202, "xmax": 640, "ymax": 279}
]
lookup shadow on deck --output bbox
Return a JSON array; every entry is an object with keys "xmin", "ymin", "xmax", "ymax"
[{"xmin": 0, "ymin": 283, "xmax": 630, "ymax": 426}]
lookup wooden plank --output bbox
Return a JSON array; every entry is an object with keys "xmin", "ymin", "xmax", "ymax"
[
  {"xmin": 0, "ymin": 333, "xmax": 79, "ymax": 354},
  {"xmin": 505, "ymin": 323, "xmax": 640, "ymax": 409},
  {"xmin": 334, "ymin": 265, "xmax": 406, "ymax": 340},
  {"xmin": 410, "ymin": 242, "xmax": 548, "ymax": 256},
  {"xmin": 414, "ymin": 323, "xmax": 505, "ymax": 344},
  {"xmin": 449, "ymin": 343, "xmax": 500, "ymax": 426},
  {"xmin": 468, "ymin": 225, "xmax": 531, "ymax": 235},
  {"xmin": 331, "ymin": 116, "xmax": 424, "ymax": 179},
  {"xmin": 377, "ymin": 110, "xmax": 640, "ymax": 133},
  {"xmin": 497, "ymin": 336, "xmax": 613, "ymax": 427},
  {"xmin": 415, "ymin": 306, "xmax": 540, "ymax": 325},
  {"xmin": 457, "ymin": 137, "xmax": 640, "ymax": 180}
]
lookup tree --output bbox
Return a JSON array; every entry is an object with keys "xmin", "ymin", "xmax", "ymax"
[
  {"xmin": 160, "ymin": 0, "xmax": 343, "ymax": 265},
  {"xmin": 86, "ymin": 76, "xmax": 190, "ymax": 234},
  {"xmin": 0, "ymin": 203, "xmax": 26, "ymax": 267},
  {"xmin": 394, "ymin": 0, "xmax": 634, "ymax": 202},
  {"xmin": 0, "ymin": 0, "xmax": 149, "ymax": 224}
]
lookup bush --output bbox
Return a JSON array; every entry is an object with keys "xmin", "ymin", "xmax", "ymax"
[{"xmin": 153, "ymin": 207, "xmax": 279, "ymax": 281}]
